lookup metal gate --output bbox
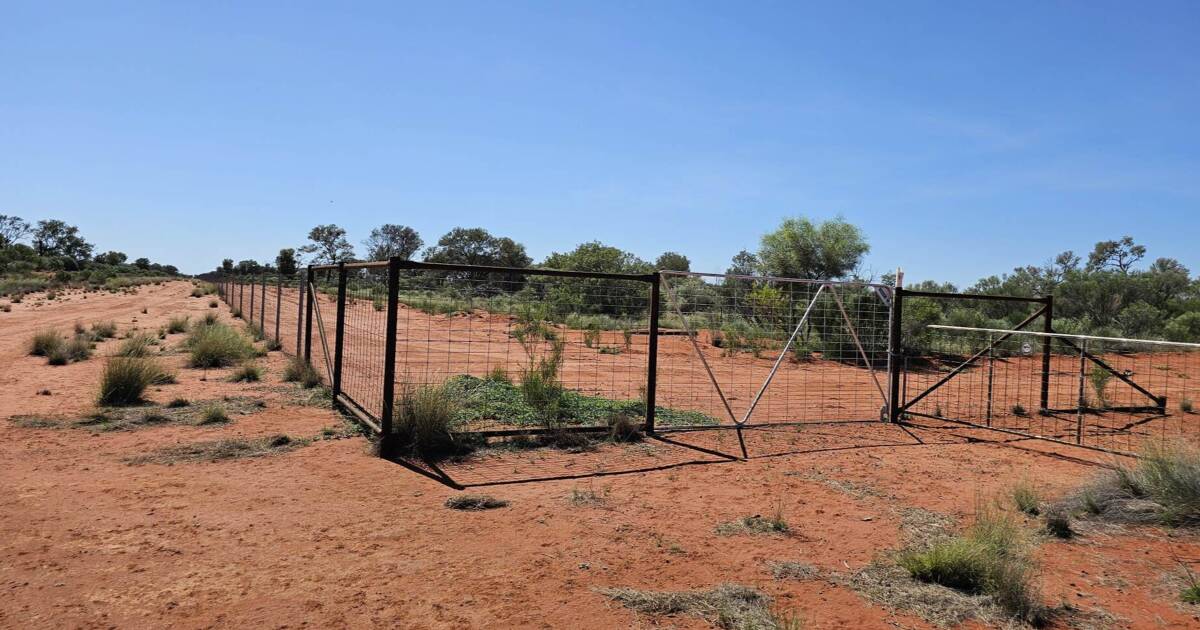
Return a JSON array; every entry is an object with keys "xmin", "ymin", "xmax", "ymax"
[{"xmin": 656, "ymin": 271, "xmax": 893, "ymax": 429}]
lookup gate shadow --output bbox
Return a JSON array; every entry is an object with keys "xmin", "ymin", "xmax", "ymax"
[{"xmin": 386, "ymin": 420, "xmax": 982, "ymax": 489}]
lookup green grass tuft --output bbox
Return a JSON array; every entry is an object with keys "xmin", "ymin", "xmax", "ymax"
[
  {"xmin": 392, "ymin": 382, "xmax": 468, "ymax": 459},
  {"xmin": 115, "ymin": 333, "xmax": 156, "ymax": 358},
  {"xmin": 29, "ymin": 329, "xmax": 63, "ymax": 356},
  {"xmin": 98, "ymin": 357, "xmax": 175, "ymax": 406},
  {"xmin": 166, "ymin": 315, "xmax": 190, "ymax": 334},
  {"xmin": 897, "ymin": 503, "xmax": 1048, "ymax": 626},
  {"xmin": 1010, "ymin": 480, "xmax": 1041, "ymax": 516},
  {"xmin": 91, "ymin": 320, "xmax": 118, "ymax": 339},
  {"xmin": 185, "ymin": 321, "xmax": 256, "ymax": 368},
  {"xmin": 283, "ymin": 356, "xmax": 322, "ymax": 388}
]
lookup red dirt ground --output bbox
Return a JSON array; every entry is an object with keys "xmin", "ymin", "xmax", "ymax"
[{"xmin": 3, "ymin": 281, "xmax": 1199, "ymax": 628}]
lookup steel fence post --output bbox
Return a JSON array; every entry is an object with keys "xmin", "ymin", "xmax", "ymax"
[
  {"xmin": 274, "ymin": 273, "xmax": 283, "ymax": 344},
  {"xmin": 644, "ymin": 272, "xmax": 661, "ymax": 434},
  {"xmin": 1076, "ymin": 339, "xmax": 1087, "ymax": 444},
  {"xmin": 332, "ymin": 262, "xmax": 348, "ymax": 401},
  {"xmin": 304, "ymin": 266, "xmax": 314, "ymax": 363},
  {"xmin": 259, "ymin": 273, "xmax": 266, "ymax": 333},
  {"xmin": 1040, "ymin": 295, "xmax": 1054, "ymax": 413},
  {"xmin": 380, "ymin": 257, "xmax": 401, "ymax": 451},
  {"xmin": 887, "ymin": 285, "xmax": 905, "ymax": 423},
  {"xmin": 249, "ymin": 272, "xmax": 255, "ymax": 323}
]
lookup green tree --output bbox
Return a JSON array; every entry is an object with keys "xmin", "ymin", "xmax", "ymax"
[
  {"xmin": 275, "ymin": 248, "xmax": 298, "ymax": 276},
  {"xmin": 423, "ymin": 227, "xmax": 531, "ymax": 268},
  {"xmin": 299, "ymin": 224, "xmax": 355, "ymax": 264},
  {"xmin": 654, "ymin": 251, "xmax": 690, "ymax": 272},
  {"xmin": 134, "ymin": 257, "xmax": 151, "ymax": 269},
  {"xmin": 1165, "ymin": 312, "xmax": 1200, "ymax": 342},
  {"xmin": 32, "ymin": 219, "xmax": 93, "ymax": 264},
  {"xmin": 540, "ymin": 242, "xmax": 652, "ymax": 316},
  {"xmin": 363, "ymin": 224, "xmax": 422, "ymax": 261},
  {"xmin": 757, "ymin": 216, "xmax": 869, "ymax": 280},
  {"xmin": 221, "ymin": 258, "xmax": 234, "ymax": 274},
  {"xmin": 1086, "ymin": 236, "xmax": 1145, "ymax": 273},
  {"xmin": 94, "ymin": 251, "xmax": 127, "ymax": 266},
  {"xmin": 0, "ymin": 215, "xmax": 31, "ymax": 248}
]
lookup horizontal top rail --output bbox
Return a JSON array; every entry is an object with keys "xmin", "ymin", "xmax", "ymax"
[
  {"xmin": 395, "ymin": 259, "xmax": 657, "ymax": 282},
  {"xmin": 309, "ymin": 261, "xmax": 389, "ymax": 271},
  {"xmin": 902, "ymin": 290, "xmax": 1051, "ymax": 304},
  {"xmin": 928, "ymin": 324, "xmax": 1200, "ymax": 349},
  {"xmin": 660, "ymin": 269, "xmax": 892, "ymax": 290}
]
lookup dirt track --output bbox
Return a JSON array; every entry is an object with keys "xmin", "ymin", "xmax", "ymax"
[{"xmin": 3, "ymin": 281, "xmax": 1199, "ymax": 628}]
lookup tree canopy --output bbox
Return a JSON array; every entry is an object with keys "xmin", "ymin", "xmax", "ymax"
[
  {"xmin": 299, "ymin": 224, "xmax": 355, "ymax": 264},
  {"xmin": 757, "ymin": 216, "xmax": 869, "ymax": 280},
  {"xmin": 363, "ymin": 224, "xmax": 422, "ymax": 261}
]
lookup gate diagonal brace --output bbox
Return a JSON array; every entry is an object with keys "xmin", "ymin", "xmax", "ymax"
[
  {"xmin": 900, "ymin": 305, "xmax": 1048, "ymax": 414},
  {"xmin": 660, "ymin": 274, "xmax": 739, "ymax": 425},
  {"xmin": 1053, "ymin": 336, "xmax": 1165, "ymax": 411},
  {"xmin": 826, "ymin": 285, "xmax": 889, "ymax": 408},
  {"xmin": 739, "ymin": 284, "xmax": 826, "ymax": 424}
]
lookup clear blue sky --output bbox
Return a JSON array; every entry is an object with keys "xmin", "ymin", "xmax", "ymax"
[{"xmin": 3, "ymin": 1, "xmax": 1198, "ymax": 284}]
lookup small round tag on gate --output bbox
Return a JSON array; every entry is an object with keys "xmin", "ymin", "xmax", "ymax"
[{"xmin": 1020, "ymin": 342, "xmax": 1032, "ymax": 355}]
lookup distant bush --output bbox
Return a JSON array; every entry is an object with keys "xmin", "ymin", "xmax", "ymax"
[{"xmin": 91, "ymin": 321, "xmax": 118, "ymax": 339}]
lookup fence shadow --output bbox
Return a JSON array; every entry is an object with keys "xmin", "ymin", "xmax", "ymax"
[{"xmin": 387, "ymin": 421, "xmax": 981, "ymax": 488}]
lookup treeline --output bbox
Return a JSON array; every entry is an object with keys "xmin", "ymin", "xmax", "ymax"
[
  {"xmin": 219, "ymin": 218, "xmax": 1200, "ymax": 343},
  {"xmin": 0, "ymin": 215, "xmax": 180, "ymax": 297}
]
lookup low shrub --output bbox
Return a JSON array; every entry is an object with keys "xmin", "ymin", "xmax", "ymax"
[
  {"xmin": 98, "ymin": 357, "xmax": 175, "ymax": 406},
  {"xmin": 1010, "ymin": 480, "xmax": 1041, "ymax": 516},
  {"xmin": 198, "ymin": 404, "xmax": 230, "ymax": 425},
  {"xmin": 116, "ymin": 333, "xmax": 156, "ymax": 358},
  {"xmin": 1114, "ymin": 441, "xmax": 1200, "ymax": 525},
  {"xmin": 166, "ymin": 315, "xmax": 190, "ymax": 334},
  {"xmin": 166, "ymin": 397, "xmax": 191, "ymax": 408},
  {"xmin": 47, "ymin": 347, "xmax": 70, "ymax": 365},
  {"xmin": 228, "ymin": 363, "xmax": 264, "ymax": 383},
  {"xmin": 265, "ymin": 338, "xmax": 282, "ymax": 351},
  {"xmin": 898, "ymin": 503, "xmax": 1048, "ymax": 626},
  {"xmin": 1044, "ymin": 510, "xmax": 1073, "ymax": 539},
  {"xmin": 91, "ymin": 321, "xmax": 118, "ymax": 339},
  {"xmin": 283, "ymin": 356, "xmax": 322, "ymax": 388},
  {"xmin": 29, "ymin": 329, "xmax": 63, "ymax": 356},
  {"xmin": 1183, "ymin": 398, "xmax": 1194, "ymax": 414},
  {"xmin": 186, "ymin": 322, "xmax": 255, "ymax": 368},
  {"xmin": 201, "ymin": 311, "xmax": 218, "ymax": 326},
  {"xmin": 208, "ymin": 299, "xmax": 219, "ymax": 308},
  {"xmin": 246, "ymin": 321, "xmax": 265, "ymax": 341},
  {"xmin": 392, "ymin": 382, "xmax": 467, "ymax": 459},
  {"xmin": 63, "ymin": 335, "xmax": 92, "ymax": 362}
]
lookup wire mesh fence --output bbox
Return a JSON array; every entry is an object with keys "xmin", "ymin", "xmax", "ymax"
[
  {"xmin": 211, "ymin": 260, "xmax": 1200, "ymax": 460},
  {"xmin": 904, "ymin": 325, "xmax": 1200, "ymax": 455},
  {"xmin": 658, "ymin": 271, "xmax": 891, "ymax": 426}
]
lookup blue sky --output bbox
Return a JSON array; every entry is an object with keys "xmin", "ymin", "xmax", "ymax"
[{"xmin": 3, "ymin": 1, "xmax": 1198, "ymax": 284}]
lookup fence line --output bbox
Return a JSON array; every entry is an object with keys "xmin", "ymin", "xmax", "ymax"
[{"xmin": 212, "ymin": 262, "xmax": 1200, "ymax": 459}]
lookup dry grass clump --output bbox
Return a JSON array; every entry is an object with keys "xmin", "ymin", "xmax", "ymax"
[
  {"xmin": 444, "ymin": 494, "xmax": 509, "ymax": 510},
  {"xmin": 282, "ymin": 356, "xmax": 322, "ymax": 388},
  {"xmin": 1010, "ymin": 479, "xmax": 1041, "ymax": 516},
  {"xmin": 228, "ymin": 363, "xmax": 264, "ymax": 383},
  {"xmin": 97, "ymin": 357, "xmax": 176, "ymax": 406},
  {"xmin": 29, "ymin": 329, "xmax": 63, "ymax": 356},
  {"xmin": 166, "ymin": 315, "xmax": 190, "ymax": 334},
  {"xmin": 185, "ymin": 321, "xmax": 255, "ymax": 368},
  {"xmin": 1055, "ymin": 441, "xmax": 1200, "ymax": 528},
  {"xmin": 717, "ymin": 503, "xmax": 790, "ymax": 537},
  {"xmin": 769, "ymin": 561, "xmax": 818, "ymax": 581},
  {"xmin": 126, "ymin": 434, "xmax": 298, "ymax": 465},
  {"xmin": 116, "ymin": 333, "xmax": 156, "ymax": 358},
  {"xmin": 390, "ymin": 382, "xmax": 469, "ymax": 459},
  {"xmin": 599, "ymin": 583, "xmax": 800, "ymax": 630},
  {"xmin": 197, "ymin": 404, "xmax": 230, "ymax": 425},
  {"xmin": 91, "ymin": 320, "xmax": 118, "ymax": 339},
  {"xmin": 897, "ymin": 503, "xmax": 1049, "ymax": 626}
]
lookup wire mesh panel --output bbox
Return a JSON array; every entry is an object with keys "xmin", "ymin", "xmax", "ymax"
[
  {"xmin": 908, "ymin": 326, "xmax": 1200, "ymax": 455},
  {"xmin": 392, "ymin": 263, "xmax": 671, "ymax": 432},
  {"xmin": 338, "ymin": 264, "xmax": 391, "ymax": 418},
  {"xmin": 657, "ymin": 271, "xmax": 892, "ymax": 426}
]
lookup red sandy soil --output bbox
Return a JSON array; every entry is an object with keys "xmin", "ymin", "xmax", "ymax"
[{"xmin": 2, "ymin": 281, "xmax": 1199, "ymax": 628}]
